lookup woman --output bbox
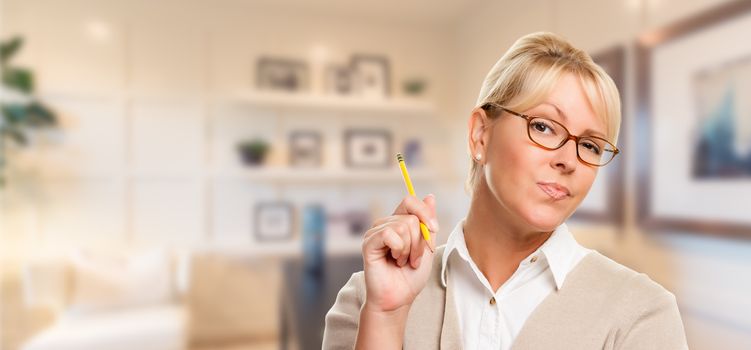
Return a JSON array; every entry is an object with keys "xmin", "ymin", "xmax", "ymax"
[{"xmin": 323, "ymin": 32, "xmax": 688, "ymax": 349}]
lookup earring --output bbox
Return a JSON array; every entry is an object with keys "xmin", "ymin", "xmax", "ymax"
[{"xmin": 475, "ymin": 153, "xmax": 482, "ymax": 161}]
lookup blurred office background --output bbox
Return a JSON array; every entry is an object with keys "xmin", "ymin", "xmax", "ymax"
[{"xmin": 1, "ymin": 0, "xmax": 750, "ymax": 349}]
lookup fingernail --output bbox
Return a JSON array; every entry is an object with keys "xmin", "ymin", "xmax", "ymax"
[{"xmin": 415, "ymin": 256, "xmax": 422, "ymax": 268}]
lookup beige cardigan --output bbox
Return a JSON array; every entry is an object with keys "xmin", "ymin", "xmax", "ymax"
[{"xmin": 323, "ymin": 246, "xmax": 688, "ymax": 349}]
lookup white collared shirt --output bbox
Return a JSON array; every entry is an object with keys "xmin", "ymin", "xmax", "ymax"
[{"xmin": 441, "ymin": 219, "xmax": 591, "ymax": 350}]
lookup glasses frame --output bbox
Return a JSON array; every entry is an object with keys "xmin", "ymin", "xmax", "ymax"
[{"xmin": 480, "ymin": 102, "xmax": 620, "ymax": 167}]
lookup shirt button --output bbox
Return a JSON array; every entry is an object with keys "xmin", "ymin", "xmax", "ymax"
[
  {"xmin": 489, "ymin": 297, "xmax": 496, "ymax": 305},
  {"xmin": 530, "ymin": 255, "xmax": 538, "ymax": 263}
]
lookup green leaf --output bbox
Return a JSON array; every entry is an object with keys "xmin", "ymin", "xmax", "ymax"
[
  {"xmin": 0, "ymin": 36, "xmax": 23, "ymax": 64},
  {"xmin": 2, "ymin": 104, "xmax": 28, "ymax": 124},
  {"xmin": 0, "ymin": 124, "xmax": 28, "ymax": 145},
  {"xmin": 1, "ymin": 102, "xmax": 56, "ymax": 127},
  {"xmin": 27, "ymin": 101, "xmax": 56, "ymax": 126},
  {"xmin": 2, "ymin": 67, "xmax": 34, "ymax": 93}
]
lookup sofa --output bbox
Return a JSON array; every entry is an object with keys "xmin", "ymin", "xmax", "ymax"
[{"xmin": 19, "ymin": 248, "xmax": 190, "ymax": 350}]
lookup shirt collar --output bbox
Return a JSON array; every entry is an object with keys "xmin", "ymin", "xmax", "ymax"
[{"xmin": 440, "ymin": 218, "xmax": 581, "ymax": 290}]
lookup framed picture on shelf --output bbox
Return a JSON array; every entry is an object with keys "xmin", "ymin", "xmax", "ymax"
[
  {"xmin": 289, "ymin": 130, "xmax": 323, "ymax": 167},
  {"xmin": 571, "ymin": 45, "xmax": 626, "ymax": 225},
  {"xmin": 351, "ymin": 54, "xmax": 390, "ymax": 99},
  {"xmin": 254, "ymin": 202, "xmax": 294, "ymax": 242},
  {"xmin": 326, "ymin": 209, "xmax": 370, "ymax": 239},
  {"xmin": 344, "ymin": 210, "xmax": 370, "ymax": 237},
  {"xmin": 636, "ymin": 0, "xmax": 751, "ymax": 239},
  {"xmin": 256, "ymin": 57, "xmax": 310, "ymax": 92},
  {"xmin": 402, "ymin": 138, "xmax": 423, "ymax": 168},
  {"xmin": 325, "ymin": 64, "xmax": 355, "ymax": 96},
  {"xmin": 344, "ymin": 129, "xmax": 392, "ymax": 168}
]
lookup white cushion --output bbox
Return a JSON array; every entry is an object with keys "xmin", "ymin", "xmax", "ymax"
[
  {"xmin": 66, "ymin": 249, "xmax": 173, "ymax": 316},
  {"xmin": 21, "ymin": 257, "xmax": 69, "ymax": 311},
  {"xmin": 21, "ymin": 305, "xmax": 187, "ymax": 350}
]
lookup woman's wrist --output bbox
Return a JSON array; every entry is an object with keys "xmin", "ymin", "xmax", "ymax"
[{"xmin": 355, "ymin": 302, "xmax": 411, "ymax": 349}]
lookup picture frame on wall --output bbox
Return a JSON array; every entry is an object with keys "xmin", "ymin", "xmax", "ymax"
[
  {"xmin": 254, "ymin": 202, "xmax": 294, "ymax": 242},
  {"xmin": 256, "ymin": 57, "xmax": 310, "ymax": 93},
  {"xmin": 636, "ymin": 0, "xmax": 751, "ymax": 239},
  {"xmin": 571, "ymin": 45, "xmax": 626, "ymax": 225},
  {"xmin": 344, "ymin": 129, "xmax": 392, "ymax": 168},
  {"xmin": 289, "ymin": 130, "xmax": 323, "ymax": 167},
  {"xmin": 351, "ymin": 55, "xmax": 390, "ymax": 99},
  {"xmin": 324, "ymin": 64, "xmax": 355, "ymax": 96}
]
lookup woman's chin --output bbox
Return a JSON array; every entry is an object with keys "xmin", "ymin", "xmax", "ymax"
[{"xmin": 522, "ymin": 206, "xmax": 567, "ymax": 231}]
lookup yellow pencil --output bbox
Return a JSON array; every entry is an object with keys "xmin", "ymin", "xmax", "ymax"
[{"xmin": 396, "ymin": 153, "xmax": 434, "ymax": 253}]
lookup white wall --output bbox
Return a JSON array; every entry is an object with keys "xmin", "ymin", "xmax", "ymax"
[{"xmin": 0, "ymin": 0, "xmax": 467, "ymax": 258}]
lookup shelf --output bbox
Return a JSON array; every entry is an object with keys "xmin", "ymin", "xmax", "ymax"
[
  {"xmin": 222, "ymin": 90, "xmax": 436, "ymax": 115},
  {"xmin": 212, "ymin": 167, "xmax": 434, "ymax": 183},
  {"xmin": 203, "ymin": 237, "xmax": 363, "ymax": 258},
  {"xmin": 83, "ymin": 167, "xmax": 435, "ymax": 183},
  {"xmin": 38, "ymin": 89, "xmax": 437, "ymax": 116}
]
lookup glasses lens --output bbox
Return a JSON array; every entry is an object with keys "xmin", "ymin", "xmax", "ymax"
[
  {"xmin": 578, "ymin": 137, "xmax": 616, "ymax": 166},
  {"xmin": 528, "ymin": 117, "xmax": 566, "ymax": 149},
  {"xmin": 527, "ymin": 117, "xmax": 617, "ymax": 166}
]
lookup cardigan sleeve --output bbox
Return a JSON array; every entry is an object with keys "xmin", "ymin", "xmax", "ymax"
[
  {"xmin": 616, "ymin": 291, "xmax": 689, "ymax": 350},
  {"xmin": 323, "ymin": 271, "xmax": 366, "ymax": 350}
]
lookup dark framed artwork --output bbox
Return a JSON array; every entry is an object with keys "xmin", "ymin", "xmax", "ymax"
[
  {"xmin": 636, "ymin": 0, "xmax": 751, "ymax": 239},
  {"xmin": 254, "ymin": 202, "xmax": 294, "ymax": 242},
  {"xmin": 256, "ymin": 57, "xmax": 310, "ymax": 92},
  {"xmin": 351, "ymin": 55, "xmax": 390, "ymax": 99},
  {"xmin": 324, "ymin": 64, "xmax": 355, "ymax": 96},
  {"xmin": 289, "ymin": 130, "xmax": 323, "ymax": 167},
  {"xmin": 344, "ymin": 129, "xmax": 392, "ymax": 168},
  {"xmin": 571, "ymin": 45, "xmax": 626, "ymax": 225}
]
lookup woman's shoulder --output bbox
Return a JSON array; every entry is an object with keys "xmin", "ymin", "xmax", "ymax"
[{"xmin": 568, "ymin": 250, "xmax": 678, "ymax": 316}]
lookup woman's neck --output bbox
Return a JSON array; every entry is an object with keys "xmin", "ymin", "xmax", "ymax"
[{"xmin": 464, "ymin": 181, "xmax": 553, "ymax": 292}]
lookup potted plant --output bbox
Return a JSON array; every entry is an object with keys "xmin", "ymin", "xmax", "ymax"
[
  {"xmin": 236, "ymin": 138, "xmax": 270, "ymax": 166},
  {"xmin": 402, "ymin": 77, "xmax": 427, "ymax": 97},
  {"xmin": 0, "ymin": 36, "xmax": 57, "ymax": 187}
]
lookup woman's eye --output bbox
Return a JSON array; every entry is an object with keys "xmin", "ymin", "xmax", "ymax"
[
  {"xmin": 531, "ymin": 121, "xmax": 553, "ymax": 133},
  {"xmin": 581, "ymin": 141, "xmax": 601, "ymax": 155}
]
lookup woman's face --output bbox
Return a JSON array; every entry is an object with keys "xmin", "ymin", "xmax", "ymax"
[{"xmin": 474, "ymin": 73, "xmax": 607, "ymax": 232}]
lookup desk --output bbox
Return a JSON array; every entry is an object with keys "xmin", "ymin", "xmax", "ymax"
[{"xmin": 280, "ymin": 255, "xmax": 363, "ymax": 350}]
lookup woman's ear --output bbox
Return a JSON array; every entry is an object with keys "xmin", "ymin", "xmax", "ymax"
[{"xmin": 468, "ymin": 107, "xmax": 490, "ymax": 162}]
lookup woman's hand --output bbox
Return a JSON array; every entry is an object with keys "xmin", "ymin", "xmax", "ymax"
[
  {"xmin": 361, "ymin": 194, "xmax": 440, "ymax": 313},
  {"xmin": 355, "ymin": 194, "xmax": 439, "ymax": 349}
]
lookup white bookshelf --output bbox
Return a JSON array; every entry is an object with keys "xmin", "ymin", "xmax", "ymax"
[
  {"xmin": 28, "ymin": 72, "xmax": 442, "ymax": 259},
  {"xmin": 212, "ymin": 167, "xmax": 434, "ymax": 182},
  {"xmin": 209, "ymin": 90, "xmax": 442, "ymax": 257},
  {"xmin": 201, "ymin": 237, "xmax": 364, "ymax": 258},
  {"xmin": 26, "ymin": 88, "xmax": 443, "ymax": 256}
]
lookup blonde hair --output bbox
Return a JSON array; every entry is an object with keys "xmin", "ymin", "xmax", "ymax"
[{"xmin": 466, "ymin": 32, "xmax": 621, "ymax": 193}]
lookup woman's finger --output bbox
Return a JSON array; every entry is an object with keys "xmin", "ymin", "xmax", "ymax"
[
  {"xmin": 406, "ymin": 214, "xmax": 427, "ymax": 269},
  {"xmin": 363, "ymin": 226, "xmax": 404, "ymax": 261},
  {"xmin": 392, "ymin": 221, "xmax": 413, "ymax": 267},
  {"xmin": 392, "ymin": 195, "xmax": 440, "ymax": 233}
]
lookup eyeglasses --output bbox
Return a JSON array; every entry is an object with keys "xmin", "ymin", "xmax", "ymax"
[{"xmin": 480, "ymin": 102, "xmax": 620, "ymax": 167}]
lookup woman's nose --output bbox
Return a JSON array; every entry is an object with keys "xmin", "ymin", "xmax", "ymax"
[{"xmin": 551, "ymin": 139, "xmax": 578, "ymax": 172}]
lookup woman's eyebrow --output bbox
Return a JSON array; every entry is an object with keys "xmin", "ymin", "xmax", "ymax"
[
  {"xmin": 538, "ymin": 102, "xmax": 607, "ymax": 138},
  {"xmin": 539, "ymin": 102, "xmax": 567, "ymax": 121}
]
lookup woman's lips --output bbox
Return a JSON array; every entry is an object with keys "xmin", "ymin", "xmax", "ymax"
[{"xmin": 537, "ymin": 182, "xmax": 570, "ymax": 200}]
